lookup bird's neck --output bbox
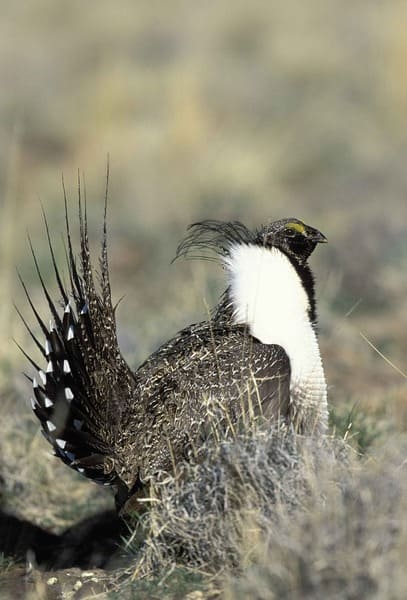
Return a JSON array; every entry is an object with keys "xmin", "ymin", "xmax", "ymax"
[{"xmin": 224, "ymin": 244, "xmax": 327, "ymax": 433}]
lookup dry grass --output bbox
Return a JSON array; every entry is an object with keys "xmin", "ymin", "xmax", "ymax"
[
  {"xmin": 127, "ymin": 426, "xmax": 347, "ymax": 575},
  {"xmin": 226, "ymin": 438, "xmax": 407, "ymax": 599},
  {"xmin": 112, "ymin": 425, "xmax": 406, "ymax": 599}
]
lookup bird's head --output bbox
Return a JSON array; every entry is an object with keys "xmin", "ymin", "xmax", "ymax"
[
  {"xmin": 256, "ymin": 218, "xmax": 327, "ymax": 264},
  {"xmin": 174, "ymin": 217, "xmax": 327, "ymax": 265},
  {"xmin": 175, "ymin": 217, "xmax": 327, "ymax": 325}
]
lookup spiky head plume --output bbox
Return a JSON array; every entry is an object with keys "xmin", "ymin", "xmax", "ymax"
[{"xmin": 175, "ymin": 218, "xmax": 326, "ymax": 265}]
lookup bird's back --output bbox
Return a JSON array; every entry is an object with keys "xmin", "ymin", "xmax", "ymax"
[{"xmin": 113, "ymin": 320, "xmax": 291, "ymax": 491}]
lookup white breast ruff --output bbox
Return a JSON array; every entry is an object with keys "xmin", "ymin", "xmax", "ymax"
[{"xmin": 224, "ymin": 244, "xmax": 328, "ymax": 433}]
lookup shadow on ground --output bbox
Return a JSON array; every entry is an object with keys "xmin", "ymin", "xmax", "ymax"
[
  {"xmin": 0, "ymin": 509, "xmax": 126, "ymax": 569},
  {"xmin": 0, "ymin": 510, "xmax": 129, "ymax": 598}
]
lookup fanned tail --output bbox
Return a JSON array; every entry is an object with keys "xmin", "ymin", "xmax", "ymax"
[{"xmin": 18, "ymin": 175, "xmax": 136, "ymax": 487}]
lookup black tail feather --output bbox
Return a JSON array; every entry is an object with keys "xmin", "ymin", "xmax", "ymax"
[
  {"xmin": 27, "ymin": 234, "xmax": 64, "ymax": 332},
  {"xmin": 41, "ymin": 204, "xmax": 69, "ymax": 305},
  {"xmin": 17, "ymin": 176, "xmax": 137, "ymax": 489},
  {"xmin": 17, "ymin": 270, "xmax": 49, "ymax": 339},
  {"xmin": 14, "ymin": 303, "xmax": 44, "ymax": 356},
  {"xmin": 14, "ymin": 339, "xmax": 42, "ymax": 372}
]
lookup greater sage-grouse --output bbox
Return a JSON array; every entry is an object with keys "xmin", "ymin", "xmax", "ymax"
[{"xmin": 20, "ymin": 195, "xmax": 328, "ymax": 511}]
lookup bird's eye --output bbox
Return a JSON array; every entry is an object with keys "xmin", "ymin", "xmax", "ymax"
[{"xmin": 285, "ymin": 227, "xmax": 297, "ymax": 237}]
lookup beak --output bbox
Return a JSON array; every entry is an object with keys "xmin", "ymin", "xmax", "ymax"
[{"xmin": 306, "ymin": 227, "xmax": 328, "ymax": 244}]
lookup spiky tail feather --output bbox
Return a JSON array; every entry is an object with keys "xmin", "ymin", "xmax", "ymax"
[{"xmin": 17, "ymin": 173, "xmax": 136, "ymax": 487}]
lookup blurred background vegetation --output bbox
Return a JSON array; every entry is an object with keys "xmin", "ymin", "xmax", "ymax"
[{"xmin": 0, "ymin": 0, "xmax": 406, "ymax": 573}]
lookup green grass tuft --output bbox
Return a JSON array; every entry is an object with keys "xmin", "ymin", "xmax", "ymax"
[
  {"xmin": 112, "ymin": 567, "xmax": 209, "ymax": 600},
  {"xmin": 329, "ymin": 403, "xmax": 384, "ymax": 454}
]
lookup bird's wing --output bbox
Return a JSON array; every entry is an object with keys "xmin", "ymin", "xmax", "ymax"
[
  {"xmin": 119, "ymin": 322, "xmax": 291, "ymax": 484},
  {"xmin": 17, "ymin": 181, "xmax": 136, "ymax": 487}
]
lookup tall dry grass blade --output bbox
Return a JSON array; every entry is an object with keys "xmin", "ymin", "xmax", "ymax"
[{"xmin": 360, "ymin": 331, "xmax": 407, "ymax": 379}]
